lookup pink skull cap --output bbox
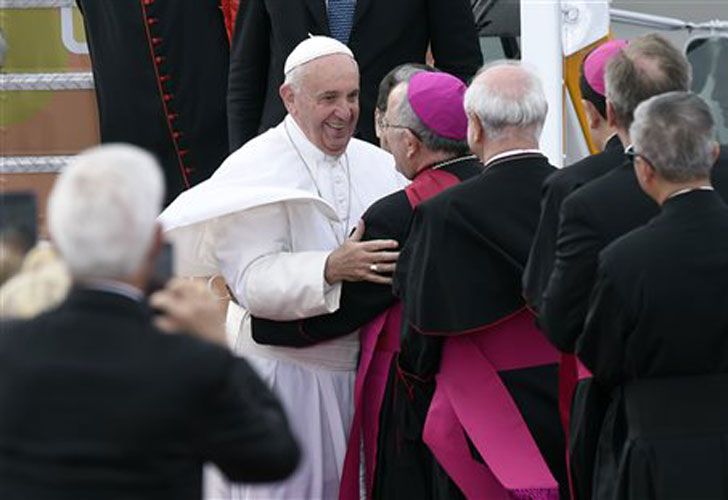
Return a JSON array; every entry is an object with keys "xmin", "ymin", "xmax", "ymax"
[
  {"xmin": 584, "ymin": 39, "xmax": 628, "ymax": 96},
  {"xmin": 407, "ymin": 71, "xmax": 468, "ymax": 141}
]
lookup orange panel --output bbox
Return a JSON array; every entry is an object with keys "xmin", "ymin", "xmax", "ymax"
[{"xmin": 564, "ymin": 35, "xmax": 611, "ymax": 155}]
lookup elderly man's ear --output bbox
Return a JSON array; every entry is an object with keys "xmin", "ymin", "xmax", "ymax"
[
  {"xmin": 582, "ymin": 99, "xmax": 603, "ymax": 130},
  {"xmin": 280, "ymin": 84, "xmax": 296, "ymax": 115},
  {"xmin": 710, "ymin": 142, "xmax": 721, "ymax": 166},
  {"xmin": 404, "ymin": 130, "xmax": 420, "ymax": 159},
  {"xmin": 633, "ymin": 156, "xmax": 658, "ymax": 197},
  {"xmin": 466, "ymin": 113, "xmax": 483, "ymax": 151}
]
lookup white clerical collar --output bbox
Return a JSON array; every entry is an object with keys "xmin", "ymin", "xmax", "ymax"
[
  {"xmin": 483, "ymin": 148, "xmax": 543, "ymax": 168},
  {"xmin": 80, "ymin": 278, "xmax": 145, "ymax": 302},
  {"xmin": 284, "ymin": 114, "xmax": 342, "ymax": 166},
  {"xmin": 666, "ymin": 185, "xmax": 714, "ymax": 201}
]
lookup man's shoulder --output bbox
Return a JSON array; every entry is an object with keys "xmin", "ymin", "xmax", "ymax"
[
  {"xmin": 547, "ymin": 148, "xmax": 624, "ymax": 195},
  {"xmin": 562, "ymin": 161, "xmax": 631, "ymax": 213},
  {"xmin": 219, "ymin": 126, "xmax": 285, "ymax": 170},
  {"xmin": 363, "ymin": 189, "xmax": 410, "ymax": 220}
]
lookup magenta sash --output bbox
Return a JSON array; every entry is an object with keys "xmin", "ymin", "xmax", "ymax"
[
  {"xmin": 339, "ymin": 167, "xmax": 461, "ymax": 500},
  {"xmin": 423, "ymin": 308, "xmax": 561, "ymax": 499},
  {"xmin": 340, "ymin": 304, "xmax": 402, "ymax": 500}
]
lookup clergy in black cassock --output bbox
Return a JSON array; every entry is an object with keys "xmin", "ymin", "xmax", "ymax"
[
  {"xmin": 523, "ymin": 38, "xmax": 627, "ymax": 313},
  {"xmin": 578, "ymin": 92, "xmax": 728, "ymax": 500},
  {"xmin": 249, "ymin": 70, "xmax": 482, "ymax": 499},
  {"xmin": 374, "ymin": 63, "xmax": 567, "ymax": 500},
  {"xmin": 539, "ymin": 34, "xmax": 728, "ymax": 500},
  {"xmin": 522, "ymin": 38, "xmax": 625, "ymax": 500}
]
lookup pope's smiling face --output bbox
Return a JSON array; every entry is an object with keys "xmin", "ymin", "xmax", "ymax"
[{"xmin": 281, "ymin": 54, "xmax": 360, "ymax": 156}]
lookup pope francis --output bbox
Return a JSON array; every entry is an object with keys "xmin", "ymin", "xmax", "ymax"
[{"xmin": 160, "ymin": 36, "xmax": 405, "ymax": 499}]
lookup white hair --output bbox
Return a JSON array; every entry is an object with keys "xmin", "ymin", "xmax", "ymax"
[
  {"xmin": 283, "ymin": 63, "xmax": 306, "ymax": 91},
  {"xmin": 463, "ymin": 60, "xmax": 548, "ymax": 141},
  {"xmin": 48, "ymin": 144, "xmax": 164, "ymax": 280}
]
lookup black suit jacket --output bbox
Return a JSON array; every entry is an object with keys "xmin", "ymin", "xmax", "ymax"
[
  {"xmin": 540, "ymin": 146, "xmax": 728, "ymax": 353},
  {"xmin": 523, "ymin": 135, "xmax": 624, "ymax": 312},
  {"xmin": 227, "ymin": 0, "xmax": 482, "ymax": 149},
  {"xmin": 0, "ymin": 288, "xmax": 298, "ymax": 500}
]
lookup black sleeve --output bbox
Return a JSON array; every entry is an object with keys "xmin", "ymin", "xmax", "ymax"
[
  {"xmin": 198, "ymin": 356, "xmax": 299, "ymax": 482},
  {"xmin": 227, "ymin": 0, "xmax": 270, "ymax": 150},
  {"xmin": 251, "ymin": 194, "xmax": 412, "ymax": 347},
  {"xmin": 427, "ymin": 0, "xmax": 483, "ymax": 83},
  {"xmin": 251, "ymin": 282, "xmax": 397, "ymax": 347},
  {"xmin": 540, "ymin": 194, "xmax": 605, "ymax": 353},
  {"xmin": 577, "ymin": 260, "xmax": 632, "ymax": 389},
  {"xmin": 523, "ymin": 174, "xmax": 564, "ymax": 313}
]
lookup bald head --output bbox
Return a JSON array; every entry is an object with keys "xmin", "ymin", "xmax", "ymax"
[{"xmin": 605, "ymin": 33, "xmax": 691, "ymax": 131}]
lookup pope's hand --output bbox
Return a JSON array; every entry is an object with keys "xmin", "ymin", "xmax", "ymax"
[
  {"xmin": 150, "ymin": 278, "xmax": 229, "ymax": 347},
  {"xmin": 324, "ymin": 220, "xmax": 399, "ymax": 285}
]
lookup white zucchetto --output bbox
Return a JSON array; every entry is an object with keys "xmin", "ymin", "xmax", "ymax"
[{"xmin": 283, "ymin": 35, "xmax": 355, "ymax": 75}]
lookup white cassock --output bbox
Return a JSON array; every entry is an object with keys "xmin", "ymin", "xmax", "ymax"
[{"xmin": 160, "ymin": 115, "xmax": 405, "ymax": 500}]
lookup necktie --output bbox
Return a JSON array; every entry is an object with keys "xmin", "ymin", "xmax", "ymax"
[{"xmin": 327, "ymin": 0, "xmax": 356, "ymax": 44}]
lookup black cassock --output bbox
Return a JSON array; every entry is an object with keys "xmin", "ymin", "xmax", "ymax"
[
  {"xmin": 76, "ymin": 0, "xmax": 230, "ymax": 205},
  {"xmin": 522, "ymin": 133, "xmax": 624, "ymax": 500},
  {"xmin": 374, "ymin": 153, "xmax": 568, "ymax": 499},
  {"xmin": 578, "ymin": 190, "xmax": 728, "ymax": 500},
  {"xmin": 523, "ymin": 134, "xmax": 624, "ymax": 313},
  {"xmin": 540, "ymin": 146, "xmax": 728, "ymax": 499}
]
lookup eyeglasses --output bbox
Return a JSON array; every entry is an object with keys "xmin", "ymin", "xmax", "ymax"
[
  {"xmin": 625, "ymin": 149, "xmax": 656, "ymax": 169},
  {"xmin": 379, "ymin": 117, "xmax": 420, "ymax": 140}
]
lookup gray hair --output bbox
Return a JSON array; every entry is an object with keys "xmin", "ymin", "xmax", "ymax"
[
  {"xmin": 283, "ymin": 63, "xmax": 306, "ymax": 91},
  {"xmin": 463, "ymin": 60, "xmax": 548, "ymax": 141},
  {"xmin": 605, "ymin": 33, "xmax": 691, "ymax": 130},
  {"xmin": 390, "ymin": 81, "xmax": 471, "ymax": 156},
  {"xmin": 48, "ymin": 144, "xmax": 164, "ymax": 280},
  {"xmin": 630, "ymin": 92, "xmax": 715, "ymax": 182},
  {"xmin": 376, "ymin": 63, "xmax": 434, "ymax": 112}
]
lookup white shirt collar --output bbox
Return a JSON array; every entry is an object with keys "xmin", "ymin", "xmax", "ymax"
[
  {"xmin": 484, "ymin": 148, "xmax": 543, "ymax": 168},
  {"xmin": 666, "ymin": 185, "xmax": 714, "ymax": 200},
  {"xmin": 80, "ymin": 279, "xmax": 145, "ymax": 302},
  {"xmin": 284, "ymin": 115, "xmax": 343, "ymax": 166}
]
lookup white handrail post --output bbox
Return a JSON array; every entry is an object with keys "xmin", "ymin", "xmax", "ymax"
[{"xmin": 521, "ymin": 0, "xmax": 564, "ymax": 168}]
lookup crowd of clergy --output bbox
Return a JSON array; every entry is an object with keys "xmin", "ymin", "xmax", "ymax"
[{"xmin": 2, "ymin": 19, "xmax": 728, "ymax": 500}]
